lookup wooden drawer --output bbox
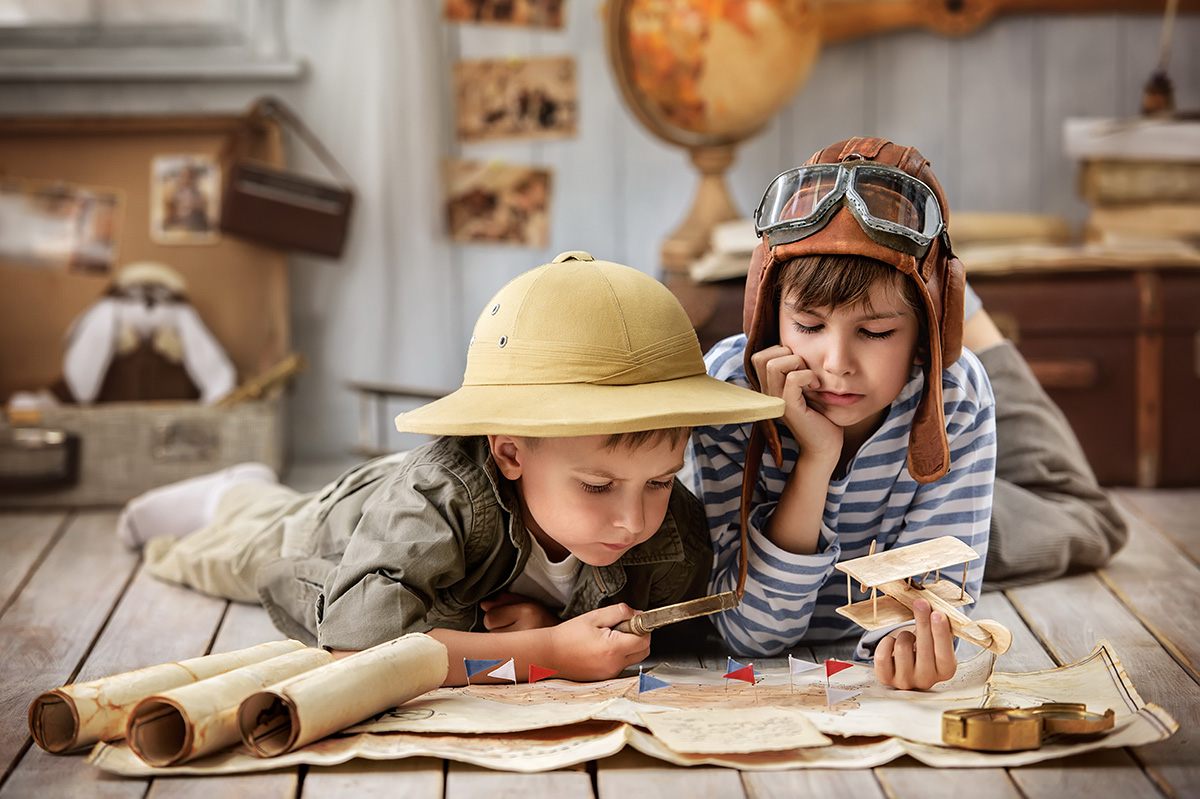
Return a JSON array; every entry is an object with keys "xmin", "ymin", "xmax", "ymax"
[{"xmin": 973, "ymin": 269, "xmax": 1200, "ymax": 487}]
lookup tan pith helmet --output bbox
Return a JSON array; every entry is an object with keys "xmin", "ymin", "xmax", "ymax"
[{"xmin": 395, "ymin": 251, "xmax": 783, "ymax": 437}]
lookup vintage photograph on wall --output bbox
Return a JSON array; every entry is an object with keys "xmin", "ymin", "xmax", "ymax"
[
  {"xmin": 0, "ymin": 178, "xmax": 122, "ymax": 274},
  {"xmin": 444, "ymin": 160, "xmax": 552, "ymax": 248},
  {"xmin": 443, "ymin": 0, "xmax": 564, "ymax": 28},
  {"xmin": 455, "ymin": 56, "xmax": 578, "ymax": 142},
  {"xmin": 149, "ymin": 154, "xmax": 222, "ymax": 245}
]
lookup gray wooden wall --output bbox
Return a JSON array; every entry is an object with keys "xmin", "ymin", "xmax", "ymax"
[{"xmin": 1, "ymin": 2, "xmax": 1195, "ymax": 461}]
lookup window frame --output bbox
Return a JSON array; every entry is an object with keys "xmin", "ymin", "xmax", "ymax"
[{"xmin": 0, "ymin": 0, "xmax": 304, "ymax": 82}]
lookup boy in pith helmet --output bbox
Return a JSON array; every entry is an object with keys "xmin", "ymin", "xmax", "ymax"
[
  {"xmin": 119, "ymin": 252, "xmax": 782, "ymax": 685},
  {"xmin": 687, "ymin": 138, "xmax": 997, "ymax": 689}
]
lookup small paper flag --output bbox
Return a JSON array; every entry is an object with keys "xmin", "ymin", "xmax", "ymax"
[
  {"xmin": 825, "ymin": 685, "xmax": 860, "ymax": 706},
  {"xmin": 638, "ymin": 670, "xmax": 671, "ymax": 693},
  {"xmin": 788, "ymin": 655, "xmax": 822, "ymax": 674},
  {"xmin": 488, "ymin": 658, "xmax": 517, "ymax": 683},
  {"xmin": 724, "ymin": 663, "xmax": 756, "ymax": 684},
  {"xmin": 528, "ymin": 664, "xmax": 558, "ymax": 683},
  {"xmin": 463, "ymin": 658, "xmax": 505, "ymax": 678},
  {"xmin": 825, "ymin": 659, "xmax": 854, "ymax": 679}
]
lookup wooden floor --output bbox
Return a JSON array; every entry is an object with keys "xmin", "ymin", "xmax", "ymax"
[{"xmin": 1, "ymin": 475, "xmax": 1198, "ymax": 799}]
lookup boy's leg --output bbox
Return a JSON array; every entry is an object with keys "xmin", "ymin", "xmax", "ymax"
[
  {"xmin": 978, "ymin": 340, "xmax": 1129, "ymax": 589},
  {"xmin": 117, "ymin": 462, "xmax": 277, "ymax": 548},
  {"xmin": 143, "ymin": 480, "xmax": 309, "ymax": 603}
]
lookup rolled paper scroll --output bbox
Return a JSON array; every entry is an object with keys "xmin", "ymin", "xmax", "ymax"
[
  {"xmin": 28, "ymin": 639, "xmax": 305, "ymax": 754},
  {"xmin": 126, "ymin": 647, "xmax": 334, "ymax": 767},
  {"xmin": 238, "ymin": 633, "xmax": 448, "ymax": 757}
]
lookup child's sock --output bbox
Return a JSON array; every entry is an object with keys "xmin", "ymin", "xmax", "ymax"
[{"xmin": 117, "ymin": 462, "xmax": 277, "ymax": 549}]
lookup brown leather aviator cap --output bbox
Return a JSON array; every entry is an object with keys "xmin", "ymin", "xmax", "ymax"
[{"xmin": 743, "ymin": 137, "xmax": 966, "ymax": 483}]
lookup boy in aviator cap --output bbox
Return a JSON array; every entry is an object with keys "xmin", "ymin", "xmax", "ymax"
[
  {"xmin": 118, "ymin": 252, "xmax": 782, "ymax": 686},
  {"xmin": 687, "ymin": 138, "xmax": 997, "ymax": 689}
]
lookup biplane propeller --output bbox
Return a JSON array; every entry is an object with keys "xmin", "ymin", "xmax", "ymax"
[{"xmin": 834, "ymin": 536, "xmax": 1012, "ymax": 655}]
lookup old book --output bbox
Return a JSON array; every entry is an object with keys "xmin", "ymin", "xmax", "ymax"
[
  {"xmin": 1080, "ymin": 160, "xmax": 1200, "ymax": 205},
  {"xmin": 1064, "ymin": 117, "xmax": 1200, "ymax": 161},
  {"xmin": 1086, "ymin": 203, "xmax": 1200, "ymax": 243}
]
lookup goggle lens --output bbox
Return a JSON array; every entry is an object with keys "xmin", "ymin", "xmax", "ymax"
[{"xmin": 853, "ymin": 170, "xmax": 941, "ymax": 239}]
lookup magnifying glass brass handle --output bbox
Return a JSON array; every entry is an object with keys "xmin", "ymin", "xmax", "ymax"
[{"xmin": 612, "ymin": 592, "xmax": 739, "ymax": 635}]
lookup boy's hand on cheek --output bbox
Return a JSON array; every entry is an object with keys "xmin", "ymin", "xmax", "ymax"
[
  {"xmin": 481, "ymin": 592, "xmax": 559, "ymax": 632},
  {"xmin": 548, "ymin": 604, "xmax": 651, "ymax": 682},
  {"xmin": 751, "ymin": 345, "xmax": 841, "ymax": 462},
  {"xmin": 873, "ymin": 599, "xmax": 957, "ymax": 690}
]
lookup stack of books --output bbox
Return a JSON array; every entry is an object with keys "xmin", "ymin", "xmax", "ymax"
[{"xmin": 1064, "ymin": 118, "xmax": 1200, "ymax": 248}]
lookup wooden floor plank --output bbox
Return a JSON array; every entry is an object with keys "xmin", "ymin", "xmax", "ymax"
[
  {"xmin": 975, "ymin": 591, "xmax": 1056, "ymax": 673},
  {"xmin": 0, "ymin": 748, "xmax": 148, "ymax": 799},
  {"xmin": 1113, "ymin": 489, "xmax": 1200, "ymax": 563},
  {"xmin": 6, "ymin": 526, "xmax": 233, "ymax": 798},
  {"xmin": 1007, "ymin": 572, "xmax": 1200, "ymax": 797},
  {"xmin": 0, "ymin": 511, "xmax": 138, "ymax": 781},
  {"xmin": 596, "ymin": 749, "xmax": 745, "ymax": 799},
  {"xmin": 1007, "ymin": 748, "xmax": 1167, "ymax": 799},
  {"xmin": 69, "ymin": 559, "xmax": 229, "ymax": 683},
  {"xmin": 743, "ymin": 769, "xmax": 886, "ymax": 798},
  {"xmin": 210, "ymin": 600, "xmax": 287, "ymax": 653},
  {"xmin": 1103, "ymin": 494, "xmax": 1200, "ymax": 681},
  {"xmin": 0, "ymin": 511, "xmax": 67, "ymax": 617},
  {"xmin": 447, "ymin": 761, "xmax": 592, "ymax": 799},
  {"xmin": 146, "ymin": 772, "xmax": 298, "ymax": 799},
  {"xmin": 301, "ymin": 758, "xmax": 444, "ymax": 799},
  {"xmin": 876, "ymin": 762, "xmax": 1022, "ymax": 798}
]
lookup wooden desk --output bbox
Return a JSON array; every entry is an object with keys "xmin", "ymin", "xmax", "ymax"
[{"xmin": 1, "ymin": 468, "xmax": 1198, "ymax": 797}]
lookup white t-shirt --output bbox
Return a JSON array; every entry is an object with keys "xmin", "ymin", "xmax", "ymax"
[{"xmin": 508, "ymin": 535, "xmax": 581, "ymax": 611}]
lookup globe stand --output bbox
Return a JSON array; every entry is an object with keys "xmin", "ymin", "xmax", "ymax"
[
  {"xmin": 656, "ymin": 144, "xmax": 750, "ymax": 351},
  {"xmin": 659, "ymin": 144, "xmax": 742, "ymax": 273}
]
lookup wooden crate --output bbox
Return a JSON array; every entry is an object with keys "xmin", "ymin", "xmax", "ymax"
[{"xmin": 0, "ymin": 112, "xmax": 291, "ymax": 507}]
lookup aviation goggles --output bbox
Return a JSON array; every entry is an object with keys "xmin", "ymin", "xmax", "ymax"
[{"xmin": 754, "ymin": 159, "xmax": 944, "ymax": 257}]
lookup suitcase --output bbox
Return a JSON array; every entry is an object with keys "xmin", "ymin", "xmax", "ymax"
[{"xmin": 0, "ymin": 111, "xmax": 292, "ymax": 507}]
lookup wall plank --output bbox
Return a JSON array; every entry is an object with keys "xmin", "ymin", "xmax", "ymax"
[{"xmin": 0, "ymin": 6, "xmax": 1189, "ymax": 461}]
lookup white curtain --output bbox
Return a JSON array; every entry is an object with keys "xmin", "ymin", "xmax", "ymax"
[{"xmin": 287, "ymin": 0, "xmax": 459, "ymax": 460}]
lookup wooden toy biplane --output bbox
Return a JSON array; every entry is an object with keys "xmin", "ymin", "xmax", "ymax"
[{"xmin": 834, "ymin": 536, "xmax": 1012, "ymax": 655}]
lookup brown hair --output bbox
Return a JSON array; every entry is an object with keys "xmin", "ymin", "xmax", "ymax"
[
  {"xmin": 603, "ymin": 427, "xmax": 691, "ymax": 451},
  {"xmin": 519, "ymin": 427, "xmax": 692, "ymax": 452},
  {"xmin": 777, "ymin": 254, "xmax": 927, "ymax": 348}
]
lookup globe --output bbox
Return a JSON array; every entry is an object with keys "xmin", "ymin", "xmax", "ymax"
[{"xmin": 604, "ymin": 0, "xmax": 822, "ymax": 270}]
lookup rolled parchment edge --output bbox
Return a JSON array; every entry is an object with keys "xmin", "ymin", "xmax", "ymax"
[
  {"xmin": 27, "ymin": 639, "xmax": 307, "ymax": 754},
  {"xmin": 238, "ymin": 633, "xmax": 449, "ymax": 758},
  {"xmin": 126, "ymin": 696, "xmax": 195, "ymax": 768},
  {"xmin": 125, "ymin": 647, "xmax": 335, "ymax": 768},
  {"xmin": 27, "ymin": 689, "xmax": 82, "ymax": 754}
]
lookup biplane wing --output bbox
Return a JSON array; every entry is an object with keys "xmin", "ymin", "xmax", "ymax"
[
  {"xmin": 836, "ymin": 580, "xmax": 974, "ymax": 631},
  {"xmin": 834, "ymin": 536, "xmax": 979, "ymax": 587},
  {"xmin": 831, "ymin": 537, "xmax": 1011, "ymax": 655}
]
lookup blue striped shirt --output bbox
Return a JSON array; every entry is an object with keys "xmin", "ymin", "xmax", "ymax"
[{"xmin": 686, "ymin": 334, "xmax": 997, "ymax": 659}]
